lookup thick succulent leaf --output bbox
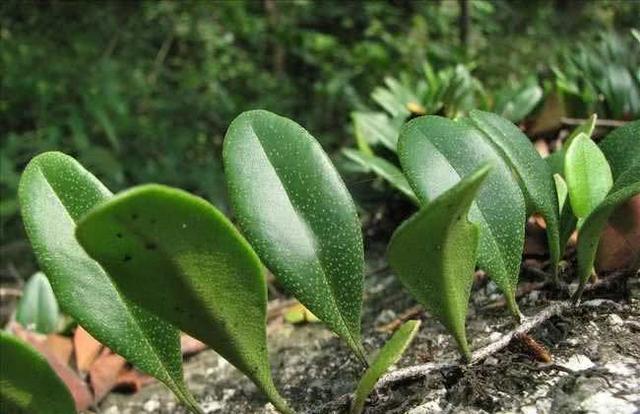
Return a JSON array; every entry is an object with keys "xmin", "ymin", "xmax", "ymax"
[
  {"xmin": 342, "ymin": 148, "xmax": 418, "ymax": 204},
  {"xmin": 76, "ymin": 185, "xmax": 292, "ymax": 414},
  {"xmin": 565, "ymin": 133, "xmax": 613, "ymax": 220},
  {"xmin": 565, "ymin": 114, "xmax": 597, "ymax": 149},
  {"xmin": 469, "ymin": 110, "xmax": 561, "ymax": 272},
  {"xmin": 15, "ymin": 272, "xmax": 60, "ymax": 334},
  {"xmin": 399, "ymin": 116, "xmax": 525, "ymax": 317},
  {"xmin": 599, "ymin": 119, "xmax": 640, "ymax": 180},
  {"xmin": 0, "ymin": 332, "xmax": 75, "ymax": 413},
  {"xmin": 18, "ymin": 152, "xmax": 200, "ymax": 413},
  {"xmin": 388, "ymin": 165, "xmax": 491, "ymax": 358},
  {"xmin": 575, "ymin": 163, "xmax": 640, "ymax": 299},
  {"xmin": 351, "ymin": 111, "xmax": 399, "ymax": 153},
  {"xmin": 350, "ymin": 320, "xmax": 421, "ymax": 414},
  {"xmin": 223, "ymin": 110, "xmax": 366, "ymax": 362}
]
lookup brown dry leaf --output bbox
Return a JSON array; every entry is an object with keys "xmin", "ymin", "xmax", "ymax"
[
  {"xmin": 8, "ymin": 322, "xmax": 94, "ymax": 410},
  {"xmin": 534, "ymin": 140, "xmax": 550, "ymax": 157},
  {"xmin": 89, "ymin": 348, "xmax": 128, "ymax": 403},
  {"xmin": 114, "ymin": 368, "xmax": 154, "ymax": 394},
  {"xmin": 524, "ymin": 218, "xmax": 548, "ymax": 257},
  {"xmin": 597, "ymin": 195, "xmax": 640, "ymax": 272},
  {"xmin": 74, "ymin": 325, "xmax": 103, "ymax": 374},
  {"xmin": 45, "ymin": 334, "xmax": 74, "ymax": 365},
  {"xmin": 529, "ymin": 93, "xmax": 566, "ymax": 136},
  {"xmin": 180, "ymin": 333, "xmax": 207, "ymax": 357}
]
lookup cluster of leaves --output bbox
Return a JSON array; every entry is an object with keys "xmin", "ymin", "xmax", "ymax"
[
  {"xmin": 9, "ymin": 111, "xmax": 427, "ymax": 413},
  {"xmin": 7, "ymin": 109, "xmax": 639, "ymax": 413},
  {"xmin": 552, "ymin": 31, "xmax": 640, "ymax": 120}
]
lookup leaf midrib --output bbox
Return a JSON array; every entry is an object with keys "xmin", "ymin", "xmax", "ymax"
[{"xmin": 247, "ymin": 123, "xmax": 361, "ymax": 350}]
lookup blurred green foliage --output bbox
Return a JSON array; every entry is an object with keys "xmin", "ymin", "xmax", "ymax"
[{"xmin": 1, "ymin": 0, "xmax": 638, "ymax": 276}]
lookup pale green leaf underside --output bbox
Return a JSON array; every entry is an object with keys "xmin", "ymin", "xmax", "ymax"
[
  {"xmin": 15, "ymin": 272, "xmax": 60, "ymax": 334},
  {"xmin": 350, "ymin": 320, "xmax": 421, "ymax": 414},
  {"xmin": 389, "ymin": 164, "xmax": 491, "ymax": 358},
  {"xmin": 18, "ymin": 152, "xmax": 199, "ymax": 412},
  {"xmin": 342, "ymin": 148, "xmax": 418, "ymax": 204},
  {"xmin": 565, "ymin": 133, "xmax": 613, "ymax": 219},
  {"xmin": 1, "ymin": 332, "xmax": 75, "ymax": 414},
  {"xmin": 223, "ymin": 110, "xmax": 366, "ymax": 362},
  {"xmin": 398, "ymin": 116, "xmax": 525, "ymax": 316},
  {"xmin": 76, "ymin": 184, "xmax": 292, "ymax": 414}
]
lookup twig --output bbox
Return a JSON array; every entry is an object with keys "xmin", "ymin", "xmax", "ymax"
[
  {"xmin": 560, "ymin": 117, "xmax": 627, "ymax": 128},
  {"xmin": 311, "ymin": 301, "xmax": 570, "ymax": 413}
]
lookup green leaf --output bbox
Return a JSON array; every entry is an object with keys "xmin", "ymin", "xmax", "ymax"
[
  {"xmin": 565, "ymin": 114, "xmax": 597, "ymax": 149},
  {"xmin": 0, "ymin": 331, "xmax": 75, "ymax": 413},
  {"xmin": 75, "ymin": 184, "xmax": 293, "ymax": 414},
  {"xmin": 351, "ymin": 111, "xmax": 399, "ymax": 153},
  {"xmin": 15, "ymin": 272, "xmax": 60, "ymax": 334},
  {"xmin": 223, "ymin": 110, "xmax": 367, "ymax": 362},
  {"xmin": 350, "ymin": 320, "xmax": 421, "ymax": 414},
  {"xmin": 599, "ymin": 120, "xmax": 640, "ymax": 181},
  {"xmin": 497, "ymin": 84, "xmax": 543, "ymax": 123},
  {"xmin": 574, "ymin": 162, "xmax": 640, "ymax": 298},
  {"xmin": 389, "ymin": 164, "xmax": 491, "ymax": 358},
  {"xmin": 18, "ymin": 152, "xmax": 201, "ymax": 413},
  {"xmin": 565, "ymin": 133, "xmax": 613, "ymax": 220},
  {"xmin": 342, "ymin": 148, "xmax": 418, "ymax": 204},
  {"xmin": 469, "ymin": 110, "xmax": 561, "ymax": 274},
  {"xmin": 398, "ymin": 116, "xmax": 525, "ymax": 317},
  {"xmin": 554, "ymin": 174, "xmax": 568, "ymax": 212}
]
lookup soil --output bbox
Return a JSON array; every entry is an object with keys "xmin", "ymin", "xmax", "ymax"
[{"xmin": 97, "ymin": 246, "xmax": 640, "ymax": 414}]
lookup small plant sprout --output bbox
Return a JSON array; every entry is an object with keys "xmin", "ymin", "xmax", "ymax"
[
  {"xmin": 18, "ymin": 152, "xmax": 202, "ymax": 413},
  {"xmin": 389, "ymin": 164, "xmax": 492, "ymax": 360},
  {"xmin": 0, "ymin": 331, "xmax": 76, "ymax": 413},
  {"xmin": 76, "ymin": 184, "xmax": 294, "ymax": 414},
  {"xmin": 568, "ymin": 120, "xmax": 640, "ymax": 301},
  {"xmin": 350, "ymin": 320, "xmax": 421, "ymax": 414},
  {"xmin": 224, "ymin": 110, "xmax": 368, "ymax": 364},
  {"xmin": 15, "ymin": 271, "xmax": 60, "ymax": 334}
]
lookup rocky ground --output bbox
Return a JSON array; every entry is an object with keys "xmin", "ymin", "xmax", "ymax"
[{"xmin": 98, "ymin": 249, "xmax": 640, "ymax": 414}]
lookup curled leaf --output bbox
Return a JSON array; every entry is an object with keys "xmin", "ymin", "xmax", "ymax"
[
  {"xmin": 399, "ymin": 115, "xmax": 525, "ymax": 317},
  {"xmin": 389, "ymin": 164, "xmax": 492, "ymax": 358}
]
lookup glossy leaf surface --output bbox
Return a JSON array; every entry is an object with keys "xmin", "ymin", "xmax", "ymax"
[
  {"xmin": 224, "ymin": 110, "xmax": 366, "ymax": 362},
  {"xmin": 342, "ymin": 148, "xmax": 418, "ymax": 203},
  {"xmin": 469, "ymin": 110, "xmax": 561, "ymax": 272},
  {"xmin": 399, "ymin": 116, "xmax": 525, "ymax": 316},
  {"xmin": 0, "ymin": 332, "xmax": 75, "ymax": 413},
  {"xmin": 389, "ymin": 165, "xmax": 491, "ymax": 358},
  {"xmin": 18, "ymin": 152, "xmax": 200, "ymax": 412},
  {"xmin": 565, "ymin": 133, "xmax": 613, "ymax": 220},
  {"xmin": 350, "ymin": 320, "xmax": 421, "ymax": 414},
  {"xmin": 15, "ymin": 271, "xmax": 60, "ymax": 334},
  {"xmin": 575, "ymin": 163, "xmax": 640, "ymax": 295},
  {"xmin": 76, "ymin": 184, "xmax": 292, "ymax": 414}
]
